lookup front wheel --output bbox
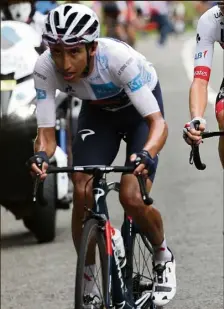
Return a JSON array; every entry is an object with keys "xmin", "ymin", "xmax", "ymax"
[
  {"xmin": 75, "ymin": 218, "xmax": 109, "ymax": 309},
  {"xmin": 23, "ymin": 174, "xmax": 56, "ymax": 243},
  {"xmin": 124, "ymin": 226, "xmax": 163, "ymax": 309}
]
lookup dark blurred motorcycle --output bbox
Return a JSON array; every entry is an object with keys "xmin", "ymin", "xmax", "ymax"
[{"xmin": 0, "ymin": 20, "xmax": 81, "ymax": 243}]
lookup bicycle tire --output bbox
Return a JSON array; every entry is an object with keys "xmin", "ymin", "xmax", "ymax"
[
  {"xmin": 125, "ymin": 231, "xmax": 163, "ymax": 309},
  {"xmin": 75, "ymin": 218, "xmax": 109, "ymax": 308}
]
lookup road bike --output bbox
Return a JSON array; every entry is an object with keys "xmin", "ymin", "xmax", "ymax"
[{"xmin": 34, "ymin": 164, "xmax": 162, "ymax": 309}]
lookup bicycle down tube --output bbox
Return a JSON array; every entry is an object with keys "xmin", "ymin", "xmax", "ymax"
[{"xmin": 88, "ymin": 169, "xmax": 148, "ymax": 308}]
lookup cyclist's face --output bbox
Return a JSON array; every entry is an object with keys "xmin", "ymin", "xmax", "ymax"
[{"xmin": 49, "ymin": 43, "xmax": 95, "ymax": 81}]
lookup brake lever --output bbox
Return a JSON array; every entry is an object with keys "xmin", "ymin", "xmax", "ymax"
[
  {"xmin": 136, "ymin": 174, "xmax": 153, "ymax": 205},
  {"xmin": 32, "ymin": 159, "xmax": 43, "ymax": 202},
  {"xmin": 33, "ymin": 175, "xmax": 41, "ymax": 202},
  {"xmin": 32, "ymin": 159, "xmax": 47, "ymax": 206},
  {"xmin": 190, "ymin": 120, "xmax": 206, "ymax": 170}
]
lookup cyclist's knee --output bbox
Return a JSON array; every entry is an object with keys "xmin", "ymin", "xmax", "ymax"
[
  {"xmin": 119, "ymin": 178, "xmax": 144, "ymax": 214},
  {"xmin": 119, "ymin": 189, "xmax": 143, "ymax": 214}
]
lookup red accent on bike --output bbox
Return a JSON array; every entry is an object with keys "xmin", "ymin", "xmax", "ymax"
[
  {"xmin": 105, "ymin": 221, "xmax": 112, "ymax": 256},
  {"xmin": 216, "ymin": 99, "xmax": 224, "ymax": 115},
  {"xmin": 127, "ymin": 216, "xmax": 133, "ymax": 222},
  {"xmin": 84, "ymin": 273, "xmax": 92, "ymax": 281}
]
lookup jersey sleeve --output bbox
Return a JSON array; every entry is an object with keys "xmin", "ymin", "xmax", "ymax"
[
  {"xmin": 193, "ymin": 12, "xmax": 216, "ymax": 81},
  {"xmin": 109, "ymin": 46, "xmax": 160, "ymax": 117},
  {"xmin": 34, "ymin": 52, "xmax": 57, "ymax": 127}
]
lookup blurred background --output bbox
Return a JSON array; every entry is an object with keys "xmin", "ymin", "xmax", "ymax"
[{"xmin": 0, "ymin": 1, "xmax": 219, "ymax": 48}]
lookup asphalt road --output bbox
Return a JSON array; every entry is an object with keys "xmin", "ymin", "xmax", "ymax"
[{"xmin": 1, "ymin": 33, "xmax": 223, "ymax": 309}]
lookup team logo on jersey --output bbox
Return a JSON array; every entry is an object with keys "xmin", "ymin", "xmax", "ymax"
[
  {"xmin": 34, "ymin": 71, "xmax": 47, "ymax": 81},
  {"xmin": 117, "ymin": 57, "xmax": 134, "ymax": 76},
  {"xmin": 36, "ymin": 89, "xmax": 46, "ymax": 99},
  {"xmin": 196, "ymin": 33, "xmax": 201, "ymax": 43},
  {"xmin": 78, "ymin": 129, "xmax": 95, "ymax": 141},
  {"xmin": 194, "ymin": 66, "xmax": 210, "ymax": 81},
  {"xmin": 127, "ymin": 74, "xmax": 144, "ymax": 92},
  {"xmin": 89, "ymin": 73, "xmax": 101, "ymax": 81},
  {"xmin": 194, "ymin": 50, "xmax": 208, "ymax": 60},
  {"xmin": 90, "ymin": 82, "xmax": 120, "ymax": 99},
  {"xmin": 96, "ymin": 54, "xmax": 109, "ymax": 71}
]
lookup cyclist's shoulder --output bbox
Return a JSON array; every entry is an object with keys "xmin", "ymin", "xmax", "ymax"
[
  {"xmin": 34, "ymin": 49, "xmax": 55, "ymax": 73},
  {"xmin": 34, "ymin": 49, "xmax": 56, "ymax": 83},
  {"xmin": 198, "ymin": 5, "xmax": 222, "ymax": 26},
  {"xmin": 96, "ymin": 37, "xmax": 142, "ymax": 68}
]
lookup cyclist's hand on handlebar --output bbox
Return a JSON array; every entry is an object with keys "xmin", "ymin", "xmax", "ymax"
[
  {"xmin": 31, "ymin": 161, "xmax": 48, "ymax": 180},
  {"xmin": 130, "ymin": 150, "xmax": 156, "ymax": 178},
  {"xmin": 26, "ymin": 152, "xmax": 49, "ymax": 180},
  {"xmin": 183, "ymin": 117, "xmax": 206, "ymax": 145},
  {"xmin": 130, "ymin": 153, "xmax": 148, "ymax": 177}
]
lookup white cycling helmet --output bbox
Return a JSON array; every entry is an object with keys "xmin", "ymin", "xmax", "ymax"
[{"xmin": 43, "ymin": 3, "xmax": 100, "ymax": 46}]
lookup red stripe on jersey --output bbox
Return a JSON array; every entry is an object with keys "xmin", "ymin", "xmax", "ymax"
[{"xmin": 194, "ymin": 66, "xmax": 211, "ymax": 81}]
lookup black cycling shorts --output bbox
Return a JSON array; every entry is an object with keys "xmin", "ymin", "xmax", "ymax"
[
  {"xmin": 73, "ymin": 82, "xmax": 164, "ymax": 182},
  {"xmin": 215, "ymin": 78, "xmax": 224, "ymax": 116}
]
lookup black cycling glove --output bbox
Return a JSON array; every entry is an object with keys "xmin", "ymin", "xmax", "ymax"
[
  {"xmin": 26, "ymin": 151, "xmax": 49, "ymax": 169},
  {"xmin": 134, "ymin": 150, "xmax": 156, "ymax": 173}
]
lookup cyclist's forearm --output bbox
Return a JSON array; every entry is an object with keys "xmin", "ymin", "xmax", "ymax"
[
  {"xmin": 34, "ymin": 128, "xmax": 57, "ymax": 158},
  {"xmin": 143, "ymin": 115, "xmax": 168, "ymax": 158},
  {"xmin": 189, "ymin": 80, "xmax": 208, "ymax": 119}
]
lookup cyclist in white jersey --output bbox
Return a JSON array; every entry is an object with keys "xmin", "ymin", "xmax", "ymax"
[
  {"xmin": 183, "ymin": 2, "xmax": 224, "ymax": 168},
  {"xmin": 28, "ymin": 4, "xmax": 176, "ymax": 307}
]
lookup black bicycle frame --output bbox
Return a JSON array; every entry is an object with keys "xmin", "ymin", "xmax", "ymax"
[
  {"xmin": 90, "ymin": 170, "xmax": 136, "ymax": 309},
  {"xmin": 34, "ymin": 165, "xmax": 153, "ymax": 308}
]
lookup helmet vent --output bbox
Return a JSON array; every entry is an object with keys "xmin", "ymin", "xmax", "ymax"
[
  {"xmin": 64, "ymin": 5, "xmax": 73, "ymax": 16},
  {"xmin": 87, "ymin": 20, "xmax": 98, "ymax": 35},
  {"xmin": 71, "ymin": 14, "xmax": 91, "ymax": 34},
  {"xmin": 53, "ymin": 11, "xmax": 60, "ymax": 27},
  {"xmin": 65, "ymin": 12, "xmax": 78, "ymax": 28}
]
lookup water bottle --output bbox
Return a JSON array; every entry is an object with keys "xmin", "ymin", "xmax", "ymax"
[{"xmin": 111, "ymin": 227, "xmax": 126, "ymax": 268}]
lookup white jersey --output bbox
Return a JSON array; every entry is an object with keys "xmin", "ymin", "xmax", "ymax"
[
  {"xmin": 194, "ymin": 5, "xmax": 224, "ymax": 81},
  {"xmin": 34, "ymin": 38, "xmax": 159, "ymax": 128}
]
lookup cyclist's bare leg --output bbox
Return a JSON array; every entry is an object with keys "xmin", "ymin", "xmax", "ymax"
[
  {"xmin": 119, "ymin": 174, "xmax": 172, "ymax": 263},
  {"xmin": 216, "ymin": 110, "xmax": 224, "ymax": 168},
  {"xmin": 71, "ymin": 172, "xmax": 96, "ymax": 265},
  {"xmin": 120, "ymin": 174, "xmax": 176, "ymax": 305},
  {"xmin": 120, "ymin": 174, "xmax": 163, "ymax": 244}
]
